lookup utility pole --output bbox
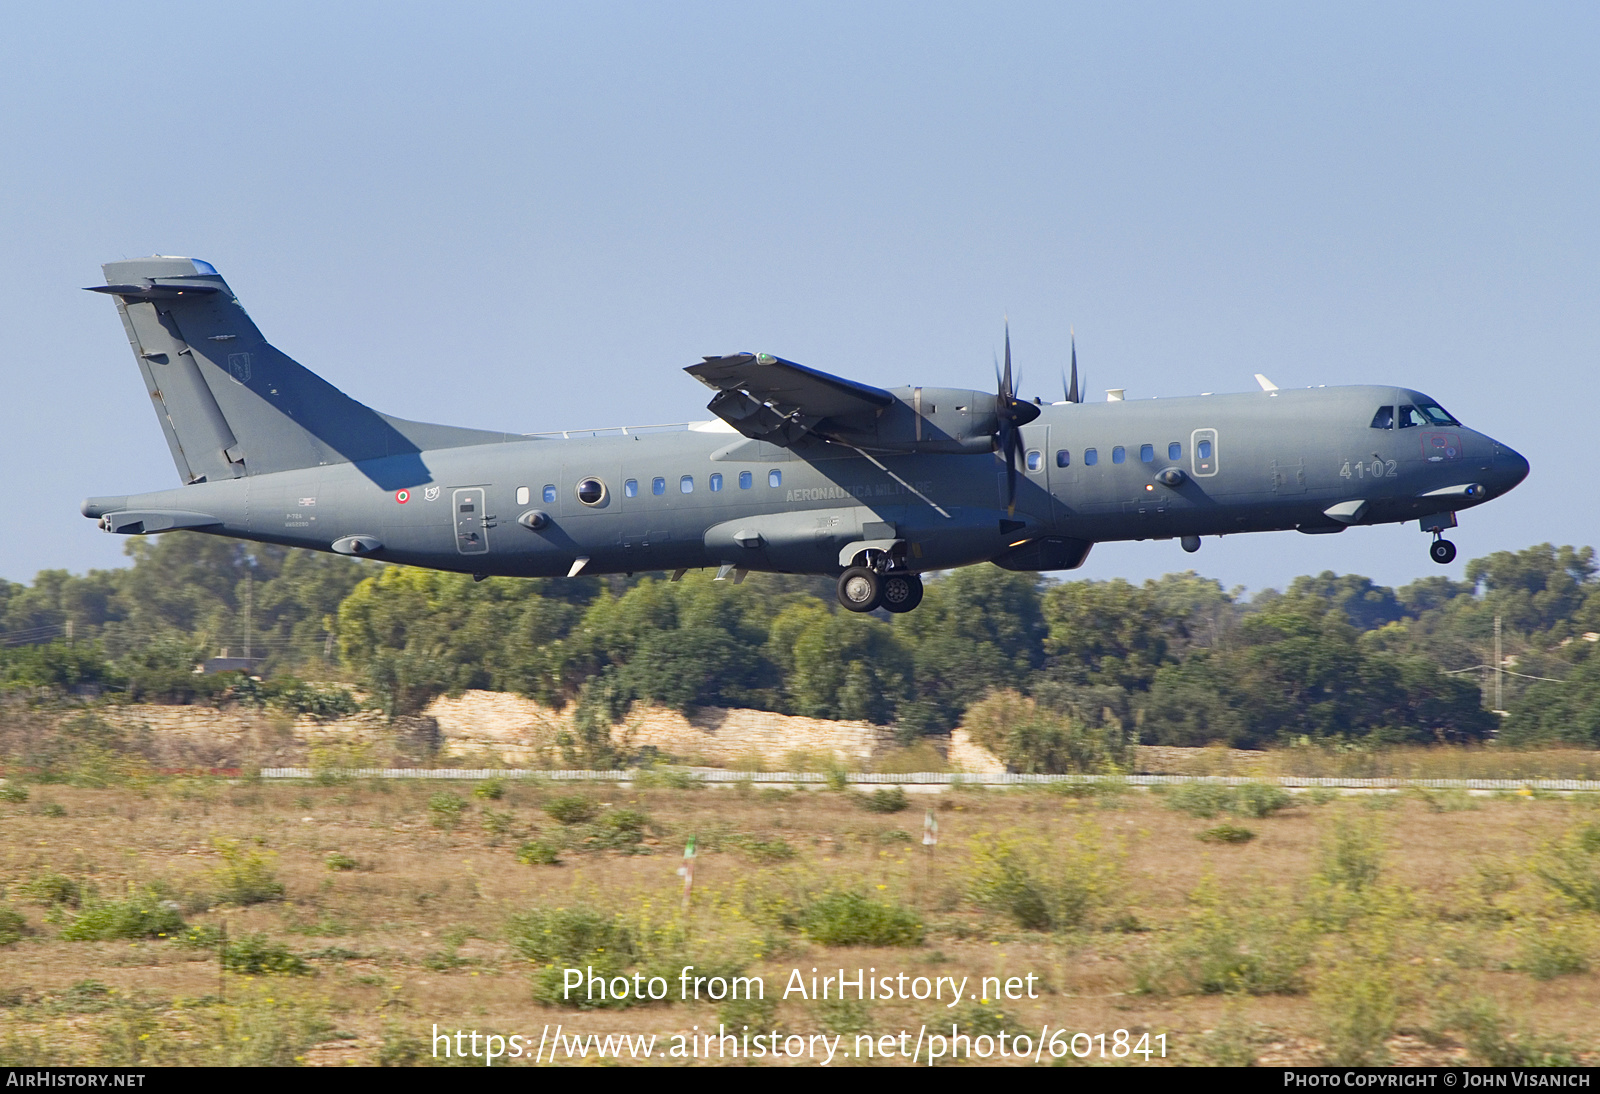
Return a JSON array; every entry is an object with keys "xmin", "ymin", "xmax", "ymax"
[{"xmin": 1494, "ymin": 613, "xmax": 1503, "ymax": 712}]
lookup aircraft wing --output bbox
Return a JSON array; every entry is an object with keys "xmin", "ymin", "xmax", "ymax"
[{"xmin": 685, "ymin": 353, "xmax": 894, "ymax": 446}]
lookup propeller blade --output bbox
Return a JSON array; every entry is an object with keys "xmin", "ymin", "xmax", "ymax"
[
  {"xmin": 1068, "ymin": 332, "xmax": 1080, "ymax": 403},
  {"xmin": 1003, "ymin": 322, "xmax": 1013, "ymax": 399}
]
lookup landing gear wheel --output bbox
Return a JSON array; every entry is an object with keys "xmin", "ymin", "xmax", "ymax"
[
  {"xmin": 879, "ymin": 573, "xmax": 924, "ymax": 613},
  {"xmin": 1430, "ymin": 538, "xmax": 1457, "ymax": 565},
  {"xmin": 837, "ymin": 567, "xmax": 882, "ymax": 612}
]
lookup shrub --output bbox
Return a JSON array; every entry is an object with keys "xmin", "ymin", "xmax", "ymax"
[
  {"xmin": 17, "ymin": 872, "xmax": 80, "ymax": 907},
  {"xmin": 1165, "ymin": 783, "xmax": 1235, "ymax": 819},
  {"xmin": 0, "ymin": 783, "xmax": 28, "ymax": 804},
  {"xmin": 473, "ymin": 779, "xmax": 507, "ymax": 801},
  {"xmin": 323, "ymin": 852, "xmax": 359, "ymax": 872},
  {"xmin": 1441, "ymin": 996, "xmax": 1578, "ymax": 1067},
  {"xmin": 544, "ymin": 796, "xmax": 599, "ymax": 825},
  {"xmin": 223, "ymin": 933, "xmax": 312, "ymax": 976},
  {"xmin": 0, "ymin": 907, "xmax": 25, "ymax": 945},
  {"xmin": 212, "ymin": 839, "xmax": 285, "ymax": 905},
  {"xmin": 1317, "ymin": 813, "xmax": 1385, "ymax": 893},
  {"xmin": 718, "ymin": 994, "xmax": 778, "ymax": 1032},
  {"xmin": 799, "ymin": 892, "xmax": 923, "ymax": 947},
  {"xmin": 589, "ymin": 808, "xmax": 651, "ymax": 850},
  {"xmin": 1232, "ymin": 783, "xmax": 1291, "ymax": 819},
  {"xmin": 1165, "ymin": 878, "xmax": 1311, "ymax": 996},
  {"xmin": 1198, "ymin": 824, "xmax": 1256, "ymax": 844},
  {"xmin": 1535, "ymin": 825, "xmax": 1600, "ymax": 912},
  {"xmin": 427, "ymin": 792, "xmax": 468, "ymax": 829},
  {"xmin": 1315, "ymin": 952, "xmax": 1401, "ymax": 1066},
  {"xmin": 507, "ymin": 906, "xmax": 631, "ymax": 966},
  {"xmin": 59, "ymin": 889, "xmax": 185, "ymax": 941},
  {"xmin": 963, "ymin": 689, "xmax": 1129, "ymax": 774},
  {"xmin": 37, "ymin": 802, "xmax": 66, "ymax": 818},
  {"xmin": 481, "ymin": 809, "xmax": 515, "ymax": 837},
  {"xmin": 1518, "ymin": 922, "xmax": 1590, "ymax": 980},
  {"xmin": 734, "ymin": 836, "xmax": 796, "ymax": 863},
  {"xmin": 968, "ymin": 825, "xmax": 1121, "ymax": 931},
  {"xmin": 515, "ymin": 840, "xmax": 560, "ymax": 866},
  {"xmin": 861, "ymin": 787, "xmax": 908, "ymax": 814}
]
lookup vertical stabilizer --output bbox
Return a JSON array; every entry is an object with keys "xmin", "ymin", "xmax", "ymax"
[{"xmin": 91, "ymin": 257, "xmax": 510, "ymax": 486}]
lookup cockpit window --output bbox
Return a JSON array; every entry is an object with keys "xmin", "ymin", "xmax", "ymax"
[
  {"xmin": 1370, "ymin": 406, "xmax": 1394, "ymax": 429},
  {"xmin": 1416, "ymin": 400, "xmax": 1458, "ymax": 426},
  {"xmin": 1398, "ymin": 404, "xmax": 1425, "ymax": 428}
]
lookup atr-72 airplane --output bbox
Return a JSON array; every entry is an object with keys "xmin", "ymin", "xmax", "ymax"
[{"xmin": 81, "ymin": 257, "xmax": 1529, "ymax": 614}]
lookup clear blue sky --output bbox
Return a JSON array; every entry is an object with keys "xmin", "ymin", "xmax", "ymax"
[{"xmin": 3, "ymin": 3, "xmax": 1594, "ymax": 593}]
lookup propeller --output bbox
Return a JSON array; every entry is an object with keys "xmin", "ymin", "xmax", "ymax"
[
  {"xmin": 1064, "ymin": 328, "xmax": 1081, "ymax": 403},
  {"xmin": 995, "ymin": 322, "xmax": 1040, "ymax": 515}
]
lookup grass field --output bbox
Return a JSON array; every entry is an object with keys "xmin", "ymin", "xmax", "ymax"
[{"xmin": 2, "ymin": 773, "xmax": 1599, "ymax": 1067}]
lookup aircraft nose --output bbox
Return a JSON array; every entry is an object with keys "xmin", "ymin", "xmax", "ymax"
[{"xmin": 1492, "ymin": 442, "xmax": 1530, "ymax": 494}]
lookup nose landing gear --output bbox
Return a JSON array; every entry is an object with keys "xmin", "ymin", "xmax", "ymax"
[{"xmin": 1429, "ymin": 535, "xmax": 1457, "ymax": 565}]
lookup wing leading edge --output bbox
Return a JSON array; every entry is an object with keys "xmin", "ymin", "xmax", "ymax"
[{"xmin": 685, "ymin": 353, "xmax": 894, "ymax": 446}]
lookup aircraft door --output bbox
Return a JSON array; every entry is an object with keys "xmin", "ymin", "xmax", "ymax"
[
  {"xmin": 453, "ymin": 488, "xmax": 488, "ymax": 555},
  {"xmin": 1191, "ymin": 429, "xmax": 1219, "ymax": 477}
]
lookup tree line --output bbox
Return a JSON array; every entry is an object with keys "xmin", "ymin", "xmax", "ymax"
[{"xmin": 3, "ymin": 535, "xmax": 1599, "ymax": 758}]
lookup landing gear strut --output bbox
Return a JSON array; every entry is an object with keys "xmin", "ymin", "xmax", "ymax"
[{"xmin": 1429, "ymin": 535, "xmax": 1457, "ymax": 565}]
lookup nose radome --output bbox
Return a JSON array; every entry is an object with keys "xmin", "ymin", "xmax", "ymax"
[{"xmin": 1494, "ymin": 443, "xmax": 1530, "ymax": 493}]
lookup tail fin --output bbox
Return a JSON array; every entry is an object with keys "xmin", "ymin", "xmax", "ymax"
[{"xmin": 91, "ymin": 257, "xmax": 510, "ymax": 486}]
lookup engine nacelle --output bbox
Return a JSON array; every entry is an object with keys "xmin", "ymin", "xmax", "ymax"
[{"xmin": 820, "ymin": 387, "xmax": 999, "ymax": 455}]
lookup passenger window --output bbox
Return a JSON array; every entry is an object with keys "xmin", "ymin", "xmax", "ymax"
[
  {"xmin": 1140, "ymin": 444, "xmax": 1154, "ymax": 463},
  {"xmin": 1168, "ymin": 442, "xmax": 1182, "ymax": 460},
  {"xmin": 739, "ymin": 471, "xmax": 753, "ymax": 489},
  {"xmin": 1112, "ymin": 446, "xmax": 1126, "ymax": 464},
  {"xmin": 652, "ymin": 477, "xmax": 666, "ymax": 495},
  {"xmin": 1370, "ymin": 406, "xmax": 1394, "ymax": 429},
  {"xmin": 624, "ymin": 479, "xmax": 638, "ymax": 498},
  {"xmin": 1198, "ymin": 439, "xmax": 1213, "ymax": 459},
  {"xmin": 680, "ymin": 475, "xmax": 694, "ymax": 494},
  {"xmin": 516, "ymin": 486, "xmax": 530, "ymax": 506},
  {"xmin": 1056, "ymin": 449, "xmax": 1070, "ymax": 468},
  {"xmin": 1026, "ymin": 450, "xmax": 1042, "ymax": 472},
  {"xmin": 1084, "ymin": 448, "xmax": 1098, "ymax": 466},
  {"xmin": 769, "ymin": 469, "xmax": 782, "ymax": 487},
  {"xmin": 710, "ymin": 473, "xmax": 723, "ymax": 492},
  {"xmin": 1399, "ymin": 405, "xmax": 1424, "ymax": 428},
  {"xmin": 542, "ymin": 485, "xmax": 557, "ymax": 504}
]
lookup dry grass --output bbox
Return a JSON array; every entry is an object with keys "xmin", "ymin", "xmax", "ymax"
[{"xmin": 0, "ymin": 775, "xmax": 1598, "ymax": 1066}]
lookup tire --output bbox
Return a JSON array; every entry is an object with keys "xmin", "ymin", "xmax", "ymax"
[
  {"xmin": 1430, "ymin": 539, "xmax": 1457, "ymax": 564},
  {"xmin": 879, "ymin": 573, "xmax": 924, "ymax": 613},
  {"xmin": 836, "ymin": 567, "xmax": 882, "ymax": 612}
]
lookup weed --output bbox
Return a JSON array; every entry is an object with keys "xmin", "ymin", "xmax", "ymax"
[
  {"xmin": 427, "ymin": 792, "xmax": 467, "ymax": 829},
  {"xmin": 544, "ymin": 796, "xmax": 599, "ymax": 825},
  {"xmin": 1314, "ymin": 950, "xmax": 1401, "ymax": 1066},
  {"xmin": 1165, "ymin": 783, "xmax": 1234, "ymax": 818},
  {"xmin": 1439, "ymin": 995, "xmax": 1578, "ymax": 1066},
  {"xmin": 0, "ymin": 783, "xmax": 28, "ymax": 804},
  {"xmin": 473, "ymin": 779, "xmax": 507, "ymax": 801},
  {"xmin": 953, "ymin": 1000, "xmax": 1012, "ymax": 1035},
  {"xmin": 480, "ymin": 810, "xmax": 515, "ymax": 837},
  {"xmin": 1198, "ymin": 824, "xmax": 1256, "ymax": 844},
  {"xmin": 59, "ymin": 887, "xmax": 185, "ymax": 941},
  {"xmin": 1534, "ymin": 825, "xmax": 1600, "ymax": 912},
  {"xmin": 59, "ymin": 980, "xmax": 112, "ymax": 1013},
  {"xmin": 1196, "ymin": 1006, "xmax": 1264, "ymax": 1066},
  {"xmin": 861, "ymin": 787, "xmax": 909, "ymax": 814},
  {"xmin": 799, "ymin": 892, "xmax": 923, "ymax": 947},
  {"xmin": 515, "ymin": 840, "xmax": 560, "ymax": 866},
  {"xmin": 212, "ymin": 838, "xmax": 285, "ymax": 905},
  {"xmin": 1316, "ymin": 813, "xmax": 1385, "ymax": 893},
  {"xmin": 0, "ymin": 906, "xmax": 25, "ymax": 945},
  {"xmin": 17, "ymin": 872, "xmax": 80, "ymax": 908},
  {"xmin": 1517, "ymin": 922, "xmax": 1590, "ymax": 980},
  {"xmin": 1233, "ymin": 783, "xmax": 1292, "ymax": 818},
  {"xmin": 733, "ymin": 835, "xmax": 797, "ymax": 863},
  {"xmin": 37, "ymin": 802, "xmax": 67, "ymax": 818},
  {"xmin": 324, "ymin": 852, "xmax": 359, "ymax": 872},
  {"xmin": 223, "ymin": 933, "xmax": 312, "ymax": 976},
  {"xmin": 378, "ymin": 1021, "xmax": 428, "ymax": 1066},
  {"xmin": 718, "ymin": 993, "xmax": 777, "ymax": 1032},
  {"xmin": 1166, "ymin": 876, "xmax": 1312, "ymax": 995},
  {"xmin": 634, "ymin": 768, "xmax": 702, "ymax": 790},
  {"xmin": 825, "ymin": 768, "xmax": 849, "ymax": 792},
  {"xmin": 815, "ymin": 996, "xmax": 870, "ymax": 1034},
  {"xmin": 1302, "ymin": 788, "xmax": 1340, "ymax": 805},
  {"xmin": 968, "ymin": 824, "xmax": 1121, "ymax": 931}
]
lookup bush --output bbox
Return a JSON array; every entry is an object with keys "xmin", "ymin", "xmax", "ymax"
[
  {"xmin": 1167, "ymin": 782, "xmax": 1290, "ymax": 820},
  {"xmin": 59, "ymin": 889, "xmax": 185, "ymax": 941},
  {"xmin": 968, "ymin": 826, "xmax": 1121, "ymax": 931},
  {"xmin": 1317, "ymin": 814, "xmax": 1386, "ymax": 894},
  {"xmin": 0, "ymin": 783, "xmax": 28, "ymax": 804},
  {"xmin": 1164, "ymin": 878, "xmax": 1311, "ymax": 996},
  {"xmin": 473, "ymin": 779, "xmax": 507, "ymax": 801},
  {"xmin": 0, "ymin": 907, "xmax": 25, "ymax": 945},
  {"xmin": 222, "ymin": 933, "xmax": 312, "ymax": 976},
  {"xmin": 733, "ymin": 836, "xmax": 796, "ymax": 863},
  {"xmin": 1535, "ymin": 825, "xmax": 1600, "ymax": 912},
  {"xmin": 17, "ymin": 872, "xmax": 80, "ymax": 907},
  {"xmin": 861, "ymin": 787, "xmax": 908, "ymax": 814},
  {"xmin": 323, "ymin": 852, "xmax": 359, "ymax": 872},
  {"xmin": 1198, "ymin": 824, "xmax": 1256, "ymax": 844},
  {"xmin": 544, "ymin": 796, "xmax": 599, "ymax": 825},
  {"xmin": 963, "ymin": 689, "xmax": 1129, "ymax": 774},
  {"xmin": 516, "ymin": 840, "xmax": 560, "ymax": 865},
  {"xmin": 481, "ymin": 810, "xmax": 514, "ymax": 837},
  {"xmin": 427, "ymin": 792, "xmax": 467, "ymax": 829},
  {"xmin": 1441, "ymin": 996, "xmax": 1579, "ymax": 1067},
  {"xmin": 212, "ymin": 839, "xmax": 285, "ymax": 905},
  {"xmin": 1518, "ymin": 922, "xmax": 1590, "ymax": 980},
  {"xmin": 799, "ymin": 892, "xmax": 923, "ymax": 947},
  {"xmin": 1233, "ymin": 783, "xmax": 1291, "ymax": 819}
]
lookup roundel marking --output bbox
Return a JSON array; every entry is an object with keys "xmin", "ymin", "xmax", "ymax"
[{"xmin": 395, "ymin": 489, "xmax": 410, "ymax": 504}]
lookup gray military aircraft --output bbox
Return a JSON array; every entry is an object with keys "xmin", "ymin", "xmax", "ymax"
[{"xmin": 81, "ymin": 257, "xmax": 1529, "ymax": 613}]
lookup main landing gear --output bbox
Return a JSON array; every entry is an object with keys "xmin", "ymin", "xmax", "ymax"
[
  {"xmin": 1429, "ymin": 535, "xmax": 1457, "ymax": 565},
  {"xmin": 837, "ymin": 567, "xmax": 924, "ymax": 613}
]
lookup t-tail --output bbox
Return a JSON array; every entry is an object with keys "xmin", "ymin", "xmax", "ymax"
[{"xmin": 88, "ymin": 257, "xmax": 509, "ymax": 486}]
